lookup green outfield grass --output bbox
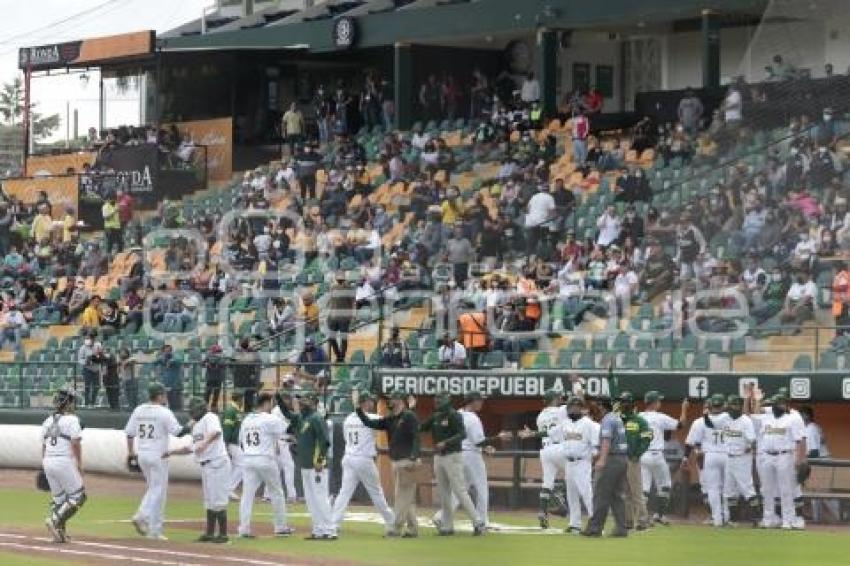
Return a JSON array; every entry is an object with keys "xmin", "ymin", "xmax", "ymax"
[{"xmin": 0, "ymin": 487, "xmax": 846, "ymax": 566}]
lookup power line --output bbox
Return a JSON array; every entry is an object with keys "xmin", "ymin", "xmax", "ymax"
[{"xmin": 0, "ymin": 0, "xmax": 128, "ymax": 48}]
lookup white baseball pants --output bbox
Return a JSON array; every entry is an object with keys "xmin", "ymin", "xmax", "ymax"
[
  {"xmin": 239, "ymin": 458, "xmax": 288, "ymax": 535},
  {"xmin": 725, "ymin": 454, "xmax": 756, "ymax": 500},
  {"xmin": 331, "ymin": 455, "xmax": 394, "ymax": 530},
  {"xmin": 565, "ymin": 457, "xmax": 593, "ymax": 530},
  {"xmin": 43, "ymin": 456, "xmax": 84, "ymax": 506},
  {"xmin": 703, "ymin": 452, "xmax": 728, "ymax": 526},
  {"xmin": 540, "ymin": 444, "xmax": 564, "ymax": 490},
  {"xmin": 302, "ymin": 468, "xmax": 336, "ymax": 537},
  {"xmin": 757, "ymin": 452, "xmax": 796, "ymax": 527},
  {"xmin": 227, "ymin": 444, "xmax": 244, "ymax": 493},
  {"xmin": 640, "ymin": 450, "xmax": 671, "ymax": 493},
  {"xmin": 201, "ymin": 457, "xmax": 231, "ymax": 512},
  {"xmin": 135, "ymin": 452, "xmax": 169, "ymax": 536}
]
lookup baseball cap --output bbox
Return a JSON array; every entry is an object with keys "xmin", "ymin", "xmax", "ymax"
[
  {"xmin": 644, "ymin": 390, "xmax": 663, "ymax": 403},
  {"xmin": 618, "ymin": 391, "xmax": 635, "ymax": 403},
  {"xmin": 543, "ymin": 389, "xmax": 562, "ymax": 403},
  {"xmin": 709, "ymin": 394, "xmax": 726, "ymax": 407},
  {"xmin": 726, "ymin": 394, "xmax": 743, "ymax": 406},
  {"xmin": 566, "ymin": 395, "xmax": 584, "ymax": 407},
  {"xmin": 147, "ymin": 382, "xmax": 165, "ymax": 399},
  {"xmin": 464, "ymin": 391, "xmax": 485, "ymax": 403},
  {"xmin": 389, "ymin": 390, "xmax": 408, "ymax": 401}
]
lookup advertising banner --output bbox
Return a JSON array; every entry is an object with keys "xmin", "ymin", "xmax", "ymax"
[{"xmin": 374, "ymin": 369, "xmax": 850, "ymax": 402}]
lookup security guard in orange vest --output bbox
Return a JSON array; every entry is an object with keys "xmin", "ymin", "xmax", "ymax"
[
  {"xmin": 832, "ymin": 263, "xmax": 850, "ymax": 334},
  {"xmin": 458, "ymin": 311, "xmax": 489, "ymax": 369}
]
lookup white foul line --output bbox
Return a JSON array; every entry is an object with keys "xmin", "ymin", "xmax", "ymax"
[
  {"xmin": 0, "ymin": 534, "xmax": 289, "ymax": 566},
  {"xmin": 0, "ymin": 541, "xmax": 205, "ymax": 565}
]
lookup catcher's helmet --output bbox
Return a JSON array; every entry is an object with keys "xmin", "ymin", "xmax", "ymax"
[{"xmin": 54, "ymin": 387, "xmax": 78, "ymax": 412}]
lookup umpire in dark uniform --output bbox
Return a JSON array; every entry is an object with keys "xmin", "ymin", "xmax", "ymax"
[{"xmin": 583, "ymin": 395, "xmax": 629, "ymax": 537}]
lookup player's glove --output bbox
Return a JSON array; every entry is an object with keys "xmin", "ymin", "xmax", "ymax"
[
  {"xmin": 796, "ymin": 461, "xmax": 812, "ymax": 484},
  {"xmin": 35, "ymin": 469, "xmax": 50, "ymax": 492},
  {"xmin": 127, "ymin": 454, "xmax": 141, "ymax": 473}
]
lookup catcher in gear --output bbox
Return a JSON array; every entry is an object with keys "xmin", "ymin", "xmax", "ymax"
[{"xmin": 41, "ymin": 387, "xmax": 86, "ymax": 543}]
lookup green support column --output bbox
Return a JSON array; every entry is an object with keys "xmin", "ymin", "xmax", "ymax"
[
  {"xmin": 537, "ymin": 29, "xmax": 557, "ymax": 118},
  {"xmin": 394, "ymin": 42, "xmax": 413, "ymax": 131},
  {"xmin": 702, "ymin": 9, "xmax": 721, "ymax": 89}
]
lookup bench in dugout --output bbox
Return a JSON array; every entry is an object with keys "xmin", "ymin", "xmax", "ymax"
[{"xmin": 803, "ymin": 459, "xmax": 850, "ymax": 523}]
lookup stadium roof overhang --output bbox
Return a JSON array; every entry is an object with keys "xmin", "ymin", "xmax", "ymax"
[
  {"xmin": 158, "ymin": 0, "xmax": 769, "ymax": 54},
  {"xmin": 18, "ymin": 30, "xmax": 157, "ymax": 72}
]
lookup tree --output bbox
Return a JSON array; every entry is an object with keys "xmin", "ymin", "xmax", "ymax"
[
  {"xmin": 0, "ymin": 78, "xmax": 23, "ymax": 125},
  {"xmin": 0, "ymin": 78, "xmax": 60, "ymax": 140}
]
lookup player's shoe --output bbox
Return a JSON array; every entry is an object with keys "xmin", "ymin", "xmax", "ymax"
[
  {"xmin": 322, "ymin": 534, "xmax": 338, "ymax": 541},
  {"xmin": 131, "ymin": 517, "xmax": 148, "ymax": 536},
  {"xmin": 537, "ymin": 513, "xmax": 549, "ymax": 529},
  {"xmin": 436, "ymin": 529, "xmax": 455, "ymax": 536},
  {"xmin": 759, "ymin": 519, "xmax": 780, "ymax": 529},
  {"xmin": 473, "ymin": 522, "xmax": 486, "ymax": 536},
  {"xmin": 791, "ymin": 517, "xmax": 805, "ymax": 530},
  {"xmin": 211, "ymin": 535, "xmax": 230, "ymax": 544},
  {"xmin": 238, "ymin": 533, "xmax": 256, "ymax": 539},
  {"xmin": 431, "ymin": 517, "xmax": 443, "ymax": 531},
  {"xmin": 653, "ymin": 514, "xmax": 671, "ymax": 526},
  {"xmin": 45, "ymin": 516, "xmax": 65, "ymax": 543},
  {"xmin": 196, "ymin": 534, "xmax": 216, "ymax": 543},
  {"xmin": 147, "ymin": 534, "xmax": 168, "ymax": 541},
  {"xmin": 274, "ymin": 527, "xmax": 295, "ymax": 537},
  {"xmin": 565, "ymin": 527, "xmax": 582, "ymax": 536},
  {"xmin": 383, "ymin": 530, "xmax": 400, "ymax": 538},
  {"xmin": 580, "ymin": 529, "xmax": 602, "ymax": 537}
]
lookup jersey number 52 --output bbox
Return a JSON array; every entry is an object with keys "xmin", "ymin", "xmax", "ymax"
[{"xmin": 138, "ymin": 423, "xmax": 155, "ymax": 439}]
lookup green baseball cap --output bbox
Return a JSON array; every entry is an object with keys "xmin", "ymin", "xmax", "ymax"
[
  {"xmin": 773, "ymin": 389, "xmax": 788, "ymax": 403},
  {"xmin": 464, "ymin": 390, "xmax": 485, "ymax": 403},
  {"xmin": 727, "ymin": 394, "xmax": 743, "ymax": 406},
  {"xmin": 147, "ymin": 382, "xmax": 165, "ymax": 399},
  {"xmin": 543, "ymin": 388, "xmax": 563, "ymax": 403},
  {"xmin": 618, "ymin": 391, "xmax": 635, "ymax": 403},
  {"xmin": 709, "ymin": 394, "xmax": 726, "ymax": 407},
  {"xmin": 644, "ymin": 390, "xmax": 663, "ymax": 403},
  {"xmin": 566, "ymin": 395, "xmax": 584, "ymax": 407},
  {"xmin": 389, "ymin": 390, "xmax": 408, "ymax": 401},
  {"xmin": 358, "ymin": 391, "xmax": 376, "ymax": 403}
]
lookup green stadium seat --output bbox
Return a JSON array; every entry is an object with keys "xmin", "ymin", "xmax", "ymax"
[
  {"xmin": 479, "ymin": 351, "xmax": 505, "ymax": 369},
  {"xmin": 818, "ymin": 351, "xmax": 838, "ymax": 370},
  {"xmin": 554, "ymin": 349, "xmax": 573, "ymax": 369},
  {"xmin": 531, "ymin": 352, "xmax": 550, "ymax": 370},
  {"xmin": 792, "ymin": 355, "xmax": 813, "ymax": 371},
  {"xmin": 691, "ymin": 353, "xmax": 709, "ymax": 370}
]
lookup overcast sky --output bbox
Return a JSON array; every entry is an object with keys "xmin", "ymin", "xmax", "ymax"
[{"xmin": 0, "ymin": 0, "xmax": 212, "ymax": 141}]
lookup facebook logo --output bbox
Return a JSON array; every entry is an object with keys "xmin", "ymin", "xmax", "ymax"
[{"xmin": 688, "ymin": 377, "xmax": 709, "ymax": 399}]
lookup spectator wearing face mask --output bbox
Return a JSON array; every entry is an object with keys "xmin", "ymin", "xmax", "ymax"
[
  {"xmin": 779, "ymin": 272, "xmax": 817, "ymax": 332},
  {"xmin": 676, "ymin": 211, "xmax": 706, "ymax": 281},
  {"xmin": 596, "ymin": 205, "xmax": 621, "ymax": 248},
  {"xmin": 808, "ymin": 145, "xmax": 836, "ymax": 192}
]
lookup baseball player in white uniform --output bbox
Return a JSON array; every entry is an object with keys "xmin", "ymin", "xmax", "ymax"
[
  {"xmin": 41, "ymin": 388, "xmax": 86, "ymax": 543},
  {"xmin": 265, "ymin": 400, "xmax": 298, "ymax": 502},
  {"xmin": 800, "ymin": 406, "xmax": 838, "ymax": 522},
  {"xmin": 125, "ymin": 382, "xmax": 187, "ymax": 540},
  {"xmin": 238, "ymin": 392, "xmax": 294, "ymax": 538},
  {"xmin": 721, "ymin": 394, "xmax": 759, "ymax": 525},
  {"xmin": 638, "ymin": 391, "xmax": 687, "ymax": 525},
  {"xmin": 548, "ymin": 396, "xmax": 597, "ymax": 533},
  {"xmin": 332, "ymin": 391, "xmax": 395, "ymax": 533},
  {"xmin": 749, "ymin": 390, "xmax": 806, "ymax": 529},
  {"xmin": 432, "ymin": 391, "xmax": 508, "ymax": 531},
  {"xmin": 167, "ymin": 398, "xmax": 232, "ymax": 543},
  {"xmin": 683, "ymin": 394, "xmax": 730, "ymax": 527},
  {"xmin": 524, "ymin": 388, "xmax": 567, "ymax": 529}
]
